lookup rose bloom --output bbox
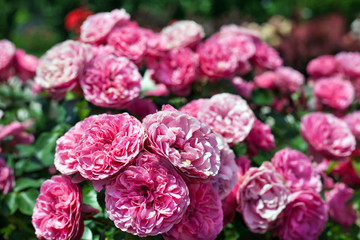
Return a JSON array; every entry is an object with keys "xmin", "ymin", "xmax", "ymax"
[
  {"xmin": 197, "ymin": 38, "xmax": 239, "ymax": 79},
  {"xmin": 126, "ymin": 98, "xmax": 157, "ymax": 120},
  {"xmin": 276, "ymin": 191, "xmax": 327, "ymax": 240},
  {"xmin": 332, "ymin": 159, "xmax": 360, "ymax": 189},
  {"xmin": 197, "ymin": 93, "xmax": 255, "ymax": 144},
  {"xmin": 80, "ymin": 54, "xmax": 141, "ymax": 109},
  {"xmin": 246, "ymin": 119, "xmax": 275, "ymax": 154},
  {"xmin": 14, "ymin": 49, "xmax": 39, "ymax": 82},
  {"xmin": 0, "ymin": 120, "xmax": 34, "ymax": 150},
  {"xmin": 237, "ymin": 162, "xmax": 290, "ymax": 233},
  {"xmin": 91, "ymin": 45, "xmax": 115, "ymax": 57},
  {"xmin": 152, "ymin": 47, "xmax": 198, "ymax": 96},
  {"xmin": 0, "ymin": 158, "xmax": 15, "ymax": 194},
  {"xmin": 343, "ymin": 111, "xmax": 360, "ymax": 140},
  {"xmin": 275, "ymin": 66, "xmax": 304, "ymax": 93},
  {"xmin": 80, "ymin": 8, "xmax": 130, "ymax": 44},
  {"xmin": 179, "ymin": 98, "xmax": 207, "ymax": 118},
  {"xmin": 143, "ymin": 107, "xmax": 220, "ymax": 179},
  {"xmin": 314, "ymin": 76, "xmax": 354, "ymax": 110},
  {"xmin": 35, "ymin": 40, "xmax": 93, "ymax": 100},
  {"xmin": 163, "ymin": 182, "xmax": 223, "ymax": 240},
  {"xmin": 335, "ymin": 52, "xmax": 360, "ymax": 78},
  {"xmin": 161, "ymin": 20, "xmax": 204, "ymax": 50},
  {"xmin": 306, "ymin": 55, "xmax": 338, "ymax": 78},
  {"xmin": 271, "ymin": 148, "xmax": 322, "ymax": 193},
  {"xmin": 76, "ymin": 113, "xmax": 144, "ymax": 180},
  {"xmin": 254, "ymin": 71, "xmax": 277, "ymax": 89},
  {"xmin": 0, "ymin": 39, "xmax": 15, "ymax": 74},
  {"xmin": 219, "ymin": 24, "xmax": 261, "ymax": 41},
  {"xmin": 105, "ymin": 151, "xmax": 189, "ymax": 237},
  {"xmin": 231, "ymin": 77, "xmax": 255, "ymax": 99},
  {"xmin": 32, "ymin": 175, "xmax": 83, "ymax": 240},
  {"xmin": 211, "ymin": 134, "xmax": 238, "ymax": 199},
  {"xmin": 251, "ymin": 41, "xmax": 283, "ymax": 70},
  {"xmin": 325, "ymin": 183, "xmax": 357, "ymax": 229},
  {"xmin": 300, "ymin": 113, "xmax": 356, "ymax": 162}
]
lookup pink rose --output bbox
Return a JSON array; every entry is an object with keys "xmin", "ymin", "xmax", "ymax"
[
  {"xmin": 143, "ymin": 108, "xmax": 220, "ymax": 179},
  {"xmin": 163, "ymin": 182, "xmax": 223, "ymax": 240},
  {"xmin": 246, "ymin": 119, "xmax": 275, "ymax": 155},
  {"xmin": 271, "ymin": 148, "xmax": 322, "ymax": 193},
  {"xmin": 179, "ymin": 98, "xmax": 207, "ymax": 118},
  {"xmin": 76, "ymin": 113, "xmax": 144, "ymax": 180},
  {"xmin": 276, "ymin": 191, "xmax": 327, "ymax": 240},
  {"xmin": 80, "ymin": 9, "xmax": 130, "ymax": 44},
  {"xmin": 231, "ymin": 77, "xmax": 255, "ymax": 99},
  {"xmin": 251, "ymin": 41, "xmax": 283, "ymax": 70},
  {"xmin": 332, "ymin": 159, "xmax": 360, "ymax": 188},
  {"xmin": 161, "ymin": 20, "xmax": 204, "ymax": 50},
  {"xmin": 254, "ymin": 71, "xmax": 277, "ymax": 89},
  {"xmin": 152, "ymin": 47, "xmax": 198, "ymax": 96},
  {"xmin": 0, "ymin": 120, "xmax": 34, "ymax": 151},
  {"xmin": 91, "ymin": 45, "xmax": 115, "ymax": 57},
  {"xmin": 219, "ymin": 24, "xmax": 261, "ymax": 41},
  {"xmin": 107, "ymin": 25, "xmax": 148, "ymax": 65},
  {"xmin": 197, "ymin": 93, "xmax": 255, "ymax": 144},
  {"xmin": 325, "ymin": 183, "xmax": 357, "ymax": 229},
  {"xmin": 144, "ymin": 31, "xmax": 167, "ymax": 61},
  {"xmin": 275, "ymin": 66, "xmax": 304, "ymax": 93},
  {"xmin": 335, "ymin": 52, "xmax": 360, "ymax": 78},
  {"xmin": 80, "ymin": 54, "xmax": 141, "ymax": 109},
  {"xmin": 306, "ymin": 55, "xmax": 338, "ymax": 78},
  {"xmin": 211, "ymin": 134, "xmax": 238, "ymax": 199},
  {"xmin": 0, "ymin": 158, "xmax": 15, "ymax": 194},
  {"xmin": 14, "ymin": 49, "xmax": 39, "ymax": 82},
  {"xmin": 126, "ymin": 98, "xmax": 157, "ymax": 120},
  {"xmin": 0, "ymin": 39, "xmax": 15, "ymax": 79},
  {"xmin": 35, "ymin": 40, "xmax": 93, "ymax": 100},
  {"xmin": 300, "ymin": 113, "xmax": 356, "ymax": 162},
  {"xmin": 237, "ymin": 162, "xmax": 290, "ymax": 233},
  {"xmin": 105, "ymin": 151, "xmax": 190, "ymax": 237},
  {"xmin": 32, "ymin": 175, "xmax": 84, "ymax": 240},
  {"xmin": 343, "ymin": 111, "xmax": 360, "ymax": 140},
  {"xmin": 314, "ymin": 76, "xmax": 354, "ymax": 110}
]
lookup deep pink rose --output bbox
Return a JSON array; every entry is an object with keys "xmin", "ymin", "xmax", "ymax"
[
  {"xmin": 254, "ymin": 71, "xmax": 277, "ymax": 89},
  {"xmin": 300, "ymin": 113, "xmax": 356, "ymax": 162},
  {"xmin": 126, "ymin": 98, "xmax": 157, "ymax": 120},
  {"xmin": 335, "ymin": 52, "xmax": 360, "ymax": 78},
  {"xmin": 343, "ymin": 111, "xmax": 360, "ymax": 140},
  {"xmin": 197, "ymin": 93, "xmax": 255, "ymax": 144},
  {"xmin": 237, "ymin": 162, "xmax": 290, "ymax": 233},
  {"xmin": 14, "ymin": 49, "xmax": 39, "ymax": 82},
  {"xmin": 0, "ymin": 39, "xmax": 15, "ymax": 79},
  {"xmin": 80, "ymin": 54, "xmax": 141, "ymax": 109},
  {"xmin": 0, "ymin": 158, "xmax": 15, "ymax": 194},
  {"xmin": 332, "ymin": 159, "xmax": 360, "ymax": 189},
  {"xmin": 35, "ymin": 40, "xmax": 93, "ymax": 100},
  {"xmin": 179, "ymin": 98, "xmax": 207, "ymax": 118},
  {"xmin": 80, "ymin": 9, "xmax": 130, "ymax": 44},
  {"xmin": 105, "ymin": 151, "xmax": 189, "ymax": 237},
  {"xmin": 314, "ymin": 76, "xmax": 354, "ymax": 110},
  {"xmin": 197, "ymin": 39, "xmax": 239, "ymax": 79},
  {"xmin": 144, "ymin": 31, "xmax": 167, "ymax": 61},
  {"xmin": 246, "ymin": 119, "xmax": 275, "ymax": 154},
  {"xmin": 231, "ymin": 77, "xmax": 255, "ymax": 99},
  {"xmin": 274, "ymin": 67, "xmax": 304, "ymax": 93},
  {"xmin": 143, "ymin": 108, "xmax": 220, "ymax": 179},
  {"xmin": 161, "ymin": 20, "xmax": 204, "ymax": 50},
  {"xmin": 163, "ymin": 182, "xmax": 223, "ymax": 240},
  {"xmin": 276, "ymin": 191, "xmax": 327, "ymax": 240},
  {"xmin": 325, "ymin": 183, "xmax": 357, "ymax": 229},
  {"xmin": 76, "ymin": 113, "xmax": 144, "ymax": 180},
  {"xmin": 306, "ymin": 55, "xmax": 338, "ymax": 78},
  {"xmin": 32, "ymin": 175, "xmax": 83, "ymax": 240},
  {"xmin": 271, "ymin": 148, "xmax": 322, "ymax": 193},
  {"xmin": 251, "ymin": 42, "xmax": 283, "ymax": 70},
  {"xmin": 152, "ymin": 47, "xmax": 198, "ymax": 96}
]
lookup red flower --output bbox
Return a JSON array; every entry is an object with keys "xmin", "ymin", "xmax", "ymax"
[{"xmin": 65, "ymin": 8, "xmax": 93, "ymax": 34}]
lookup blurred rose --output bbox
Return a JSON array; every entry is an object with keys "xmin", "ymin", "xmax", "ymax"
[
  {"xmin": 251, "ymin": 41, "xmax": 283, "ymax": 70},
  {"xmin": 0, "ymin": 39, "xmax": 15, "ymax": 81},
  {"xmin": 231, "ymin": 77, "xmax": 255, "ymax": 99},
  {"xmin": 335, "ymin": 51, "xmax": 360, "ymax": 78},
  {"xmin": 306, "ymin": 55, "xmax": 338, "ymax": 78},
  {"xmin": 246, "ymin": 119, "xmax": 275, "ymax": 156},
  {"xmin": 179, "ymin": 98, "xmax": 207, "ymax": 118},
  {"xmin": 332, "ymin": 159, "xmax": 360, "ymax": 188},
  {"xmin": 14, "ymin": 49, "xmax": 39, "ymax": 82},
  {"xmin": 0, "ymin": 158, "xmax": 14, "ymax": 194},
  {"xmin": 64, "ymin": 8, "xmax": 93, "ymax": 34},
  {"xmin": 343, "ymin": 111, "xmax": 360, "ymax": 140},
  {"xmin": 274, "ymin": 66, "xmax": 304, "ymax": 93}
]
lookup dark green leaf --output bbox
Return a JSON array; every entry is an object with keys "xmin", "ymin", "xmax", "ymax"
[
  {"xmin": 251, "ymin": 89, "xmax": 274, "ymax": 105},
  {"xmin": 5, "ymin": 193, "xmax": 18, "ymax": 215},
  {"xmin": 14, "ymin": 178, "xmax": 44, "ymax": 192},
  {"xmin": 17, "ymin": 189, "xmax": 39, "ymax": 215}
]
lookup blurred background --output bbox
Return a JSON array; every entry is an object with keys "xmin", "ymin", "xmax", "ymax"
[{"xmin": 1, "ymin": 0, "xmax": 360, "ymax": 72}]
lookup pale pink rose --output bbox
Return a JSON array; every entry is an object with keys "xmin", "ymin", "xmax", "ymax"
[
  {"xmin": 314, "ymin": 76, "xmax": 354, "ymax": 110},
  {"xmin": 335, "ymin": 52, "xmax": 360, "ymax": 78},
  {"xmin": 179, "ymin": 98, "xmax": 207, "ymax": 118},
  {"xmin": 54, "ymin": 115, "xmax": 97, "ymax": 175},
  {"xmin": 105, "ymin": 151, "xmax": 190, "ymax": 237},
  {"xmin": 80, "ymin": 9, "xmax": 130, "ymax": 44},
  {"xmin": 306, "ymin": 55, "xmax": 338, "ymax": 78},
  {"xmin": 276, "ymin": 191, "xmax": 327, "ymax": 240},
  {"xmin": 219, "ymin": 24, "xmax": 261, "ymax": 41},
  {"xmin": 343, "ymin": 111, "xmax": 360, "ymax": 140},
  {"xmin": 143, "ymin": 108, "xmax": 220, "ymax": 179},
  {"xmin": 163, "ymin": 182, "xmax": 223, "ymax": 240},
  {"xmin": 254, "ymin": 71, "xmax": 277, "ymax": 89},
  {"xmin": 0, "ymin": 39, "xmax": 15, "ymax": 77},
  {"xmin": 251, "ymin": 42, "xmax": 283, "ymax": 70},
  {"xmin": 275, "ymin": 66, "xmax": 304, "ymax": 93},
  {"xmin": 107, "ymin": 25, "xmax": 148, "ymax": 65},
  {"xmin": 300, "ymin": 113, "xmax": 356, "ymax": 162},
  {"xmin": 0, "ymin": 158, "xmax": 15, "ymax": 194},
  {"xmin": 325, "ymin": 183, "xmax": 357, "ymax": 229},
  {"xmin": 231, "ymin": 77, "xmax": 255, "ymax": 99},
  {"xmin": 246, "ymin": 119, "xmax": 275, "ymax": 154},
  {"xmin": 76, "ymin": 113, "xmax": 144, "ymax": 180},
  {"xmin": 145, "ymin": 31, "xmax": 167, "ymax": 60},
  {"xmin": 152, "ymin": 47, "xmax": 198, "ymax": 96},
  {"xmin": 197, "ymin": 39, "xmax": 239, "ymax": 79},
  {"xmin": 161, "ymin": 20, "xmax": 204, "ymax": 50},
  {"xmin": 271, "ymin": 148, "xmax": 322, "ymax": 193},
  {"xmin": 35, "ymin": 40, "xmax": 93, "ymax": 100},
  {"xmin": 14, "ymin": 49, "xmax": 39, "ymax": 82},
  {"xmin": 80, "ymin": 54, "xmax": 141, "ymax": 109},
  {"xmin": 237, "ymin": 162, "xmax": 290, "ymax": 233},
  {"xmin": 332, "ymin": 159, "xmax": 360, "ymax": 188},
  {"xmin": 197, "ymin": 93, "xmax": 255, "ymax": 144},
  {"xmin": 126, "ymin": 98, "xmax": 157, "ymax": 120},
  {"xmin": 32, "ymin": 175, "xmax": 84, "ymax": 240},
  {"xmin": 211, "ymin": 134, "xmax": 238, "ymax": 199}
]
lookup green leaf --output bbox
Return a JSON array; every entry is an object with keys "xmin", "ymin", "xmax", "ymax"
[
  {"xmin": 82, "ymin": 187, "xmax": 102, "ymax": 212},
  {"xmin": 17, "ymin": 189, "xmax": 39, "ymax": 215},
  {"xmin": 251, "ymin": 89, "xmax": 274, "ymax": 105},
  {"xmin": 14, "ymin": 178, "xmax": 44, "ymax": 192},
  {"xmin": 5, "ymin": 193, "xmax": 18, "ymax": 215},
  {"xmin": 34, "ymin": 131, "xmax": 61, "ymax": 166},
  {"xmin": 352, "ymin": 160, "xmax": 360, "ymax": 178},
  {"xmin": 232, "ymin": 144, "xmax": 247, "ymax": 157},
  {"xmin": 81, "ymin": 227, "xmax": 93, "ymax": 240}
]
